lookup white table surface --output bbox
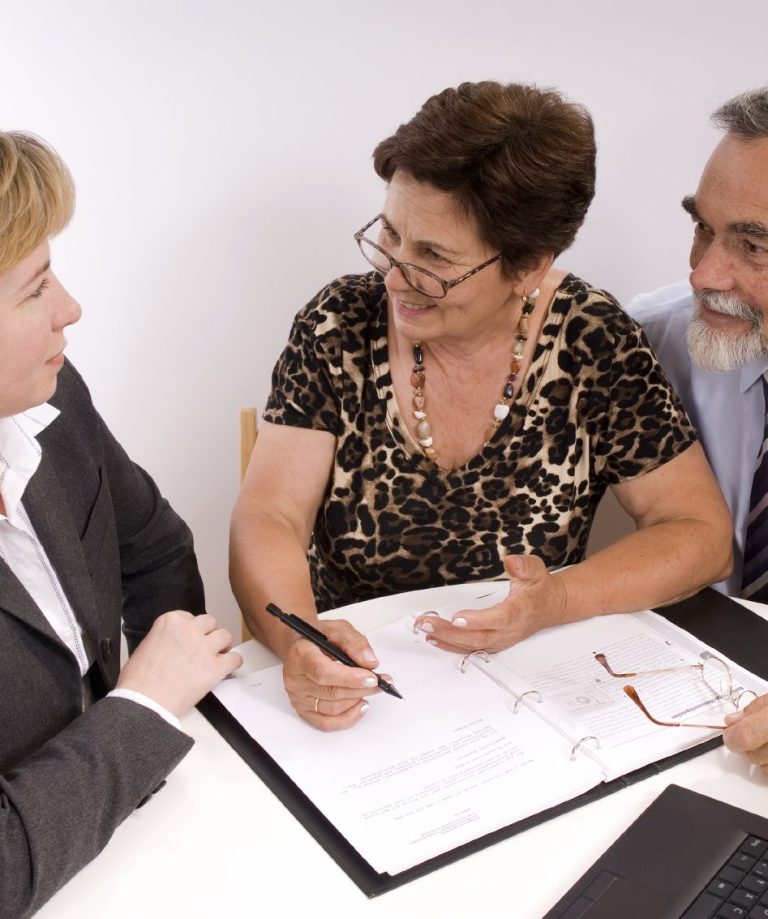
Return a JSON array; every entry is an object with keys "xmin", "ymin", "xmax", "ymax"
[{"xmin": 38, "ymin": 586, "xmax": 768, "ymax": 919}]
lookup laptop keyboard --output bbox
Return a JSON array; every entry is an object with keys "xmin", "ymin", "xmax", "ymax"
[{"xmin": 683, "ymin": 834, "xmax": 768, "ymax": 918}]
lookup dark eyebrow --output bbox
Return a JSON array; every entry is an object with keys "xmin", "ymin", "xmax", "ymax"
[
  {"xmin": 731, "ymin": 221, "xmax": 768, "ymax": 239},
  {"xmin": 681, "ymin": 195, "xmax": 768, "ymax": 239},
  {"xmin": 379, "ymin": 213, "xmax": 461, "ymax": 257},
  {"xmin": 681, "ymin": 195, "xmax": 699, "ymax": 219}
]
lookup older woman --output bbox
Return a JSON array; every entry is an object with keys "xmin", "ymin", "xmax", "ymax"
[{"xmin": 230, "ymin": 81, "xmax": 732, "ymax": 731}]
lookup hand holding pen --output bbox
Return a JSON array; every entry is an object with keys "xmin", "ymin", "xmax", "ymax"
[{"xmin": 267, "ymin": 603, "xmax": 402, "ymax": 730}]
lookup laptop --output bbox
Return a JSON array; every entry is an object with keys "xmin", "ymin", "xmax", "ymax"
[{"xmin": 544, "ymin": 784, "xmax": 768, "ymax": 919}]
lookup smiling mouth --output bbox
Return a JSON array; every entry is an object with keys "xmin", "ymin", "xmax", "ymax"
[
  {"xmin": 699, "ymin": 302, "xmax": 753, "ymax": 328},
  {"xmin": 398, "ymin": 298, "xmax": 435, "ymax": 312},
  {"xmin": 701, "ymin": 303, "xmax": 730, "ymax": 318},
  {"xmin": 694, "ymin": 290, "xmax": 762, "ymax": 326}
]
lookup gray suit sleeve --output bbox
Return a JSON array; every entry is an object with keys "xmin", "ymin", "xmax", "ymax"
[
  {"xmin": 101, "ymin": 422, "xmax": 206, "ymax": 651},
  {"xmin": 0, "ymin": 697, "xmax": 192, "ymax": 919},
  {"xmin": 63, "ymin": 362, "xmax": 206, "ymax": 651}
]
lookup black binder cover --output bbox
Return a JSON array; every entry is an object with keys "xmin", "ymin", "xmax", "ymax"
[{"xmin": 199, "ymin": 588, "xmax": 768, "ymax": 898}]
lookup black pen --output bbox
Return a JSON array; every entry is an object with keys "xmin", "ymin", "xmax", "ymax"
[{"xmin": 265, "ymin": 603, "xmax": 403, "ymax": 699}]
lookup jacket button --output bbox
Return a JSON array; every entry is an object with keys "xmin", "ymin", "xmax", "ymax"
[
  {"xmin": 100, "ymin": 638, "xmax": 113, "ymax": 661},
  {"xmin": 136, "ymin": 780, "xmax": 167, "ymax": 810}
]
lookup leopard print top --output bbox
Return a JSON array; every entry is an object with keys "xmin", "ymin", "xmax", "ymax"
[{"xmin": 264, "ymin": 272, "xmax": 696, "ymax": 612}]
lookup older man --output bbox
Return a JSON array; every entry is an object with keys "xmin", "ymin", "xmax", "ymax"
[
  {"xmin": 630, "ymin": 89, "xmax": 768, "ymax": 600},
  {"xmin": 628, "ymin": 88, "xmax": 768, "ymax": 776}
]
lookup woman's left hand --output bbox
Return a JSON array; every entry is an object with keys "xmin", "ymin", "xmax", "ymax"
[{"xmin": 413, "ymin": 555, "xmax": 567, "ymax": 653}]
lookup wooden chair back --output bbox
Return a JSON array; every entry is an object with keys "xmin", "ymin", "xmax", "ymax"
[
  {"xmin": 240, "ymin": 406, "xmax": 259, "ymax": 482},
  {"xmin": 239, "ymin": 407, "xmax": 258, "ymax": 641}
]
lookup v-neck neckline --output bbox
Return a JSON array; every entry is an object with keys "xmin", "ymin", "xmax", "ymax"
[{"xmin": 368, "ymin": 273, "xmax": 575, "ymax": 478}]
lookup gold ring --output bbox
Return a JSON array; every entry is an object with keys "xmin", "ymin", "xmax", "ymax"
[{"xmin": 314, "ymin": 697, "xmax": 320, "ymax": 714}]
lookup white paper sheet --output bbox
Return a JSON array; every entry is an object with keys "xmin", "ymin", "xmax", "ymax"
[{"xmin": 214, "ymin": 614, "xmax": 602, "ymax": 874}]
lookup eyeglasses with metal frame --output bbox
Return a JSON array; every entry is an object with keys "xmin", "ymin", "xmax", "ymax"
[
  {"xmin": 593, "ymin": 651, "xmax": 757, "ymax": 731},
  {"xmin": 353, "ymin": 215, "xmax": 503, "ymax": 299}
]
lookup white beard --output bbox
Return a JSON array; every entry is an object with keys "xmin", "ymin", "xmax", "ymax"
[{"xmin": 687, "ymin": 290, "xmax": 766, "ymax": 372}]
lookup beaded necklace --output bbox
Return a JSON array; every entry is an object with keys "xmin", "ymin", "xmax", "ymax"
[{"xmin": 409, "ymin": 289, "xmax": 538, "ymax": 465}]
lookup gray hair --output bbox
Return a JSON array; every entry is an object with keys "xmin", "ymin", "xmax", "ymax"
[{"xmin": 712, "ymin": 88, "xmax": 768, "ymax": 140}]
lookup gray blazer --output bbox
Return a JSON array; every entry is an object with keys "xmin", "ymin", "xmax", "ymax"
[{"xmin": 0, "ymin": 362, "xmax": 205, "ymax": 919}]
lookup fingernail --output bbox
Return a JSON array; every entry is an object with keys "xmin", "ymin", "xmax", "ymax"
[
  {"xmin": 360, "ymin": 702, "xmax": 370, "ymax": 715},
  {"xmin": 362, "ymin": 650, "xmax": 377, "ymax": 664},
  {"xmin": 363, "ymin": 677, "xmax": 377, "ymax": 687},
  {"xmin": 418, "ymin": 621, "xmax": 434, "ymax": 633},
  {"xmin": 453, "ymin": 617, "xmax": 467, "ymax": 628},
  {"xmin": 426, "ymin": 638, "xmax": 437, "ymax": 646},
  {"xmin": 725, "ymin": 711, "xmax": 744, "ymax": 724}
]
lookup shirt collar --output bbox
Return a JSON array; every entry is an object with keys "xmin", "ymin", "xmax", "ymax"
[
  {"xmin": 740, "ymin": 354, "xmax": 768, "ymax": 394},
  {"xmin": 0, "ymin": 403, "xmax": 60, "ymax": 520}
]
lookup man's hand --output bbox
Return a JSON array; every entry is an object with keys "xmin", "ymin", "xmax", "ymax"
[
  {"xmin": 117, "ymin": 611, "xmax": 243, "ymax": 717},
  {"xmin": 724, "ymin": 695, "xmax": 768, "ymax": 779}
]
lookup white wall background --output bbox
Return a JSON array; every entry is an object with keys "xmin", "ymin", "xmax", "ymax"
[{"xmin": 1, "ymin": 0, "xmax": 766, "ymax": 636}]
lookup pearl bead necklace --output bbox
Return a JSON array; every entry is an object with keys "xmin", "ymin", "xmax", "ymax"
[{"xmin": 409, "ymin": 289, "xmax": 538, "ymax": 465}]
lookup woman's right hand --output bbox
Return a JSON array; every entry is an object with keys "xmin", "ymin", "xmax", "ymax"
[
  {"xmin": 230, "ymin": 424, "xmax": 381, "ymax": 730},
  {"xmin": 282, "ymin": 619, "xmax": 386, "ymax": 730}
]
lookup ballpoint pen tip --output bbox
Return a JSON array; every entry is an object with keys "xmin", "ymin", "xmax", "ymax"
[{"xmin": 385, "ymin": 682, "xmax": 403, "ymax": 700}]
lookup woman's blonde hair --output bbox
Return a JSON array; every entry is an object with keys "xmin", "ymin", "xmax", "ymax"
[{"xmin": 0, "ymin": 131, "xmax": 74, "ymax": 272}]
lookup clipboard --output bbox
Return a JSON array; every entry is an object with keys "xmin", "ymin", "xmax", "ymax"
[{"xmin": 198, "ymin": 588, "xmax": 768, "ymax": 898}]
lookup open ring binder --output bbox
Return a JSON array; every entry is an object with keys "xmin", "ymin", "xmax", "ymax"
[
  {"xmin": 459, "ymin": 650, "xmax": 491, "ymax": 672},
  {"xmin": 203, "ymin": 586, "xmax": 768, "ymax": 898},
  {"xmin": 412, "ymin": 610, "xmax": 439, "ymax": 635},
  {"xmin": 512, "ymin": 689, "xmax": 543, "ymax": 713},
  {"xmin": 570, "ymin": 735, "xmax": 600, "ymax": 761}
]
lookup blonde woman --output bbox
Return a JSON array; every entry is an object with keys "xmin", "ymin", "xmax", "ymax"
[{"xmin": 0, "ymin": 132, "xmax": 241, "ymax": 916}]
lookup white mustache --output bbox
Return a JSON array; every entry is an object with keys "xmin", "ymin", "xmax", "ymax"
[
  {"xmin": 694, "ymin": 289, "xmax": 762, "ymax": 325},
  {"xmin": 688, "ymin": 289, "xmax": 767, "ymax": 371}
]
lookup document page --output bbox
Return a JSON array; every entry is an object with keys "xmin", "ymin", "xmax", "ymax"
[
  {"xmin": 491, "ymin": 611, "xmax": 768, "ymax": 779},
  {"xmin": 214, "ymin": 615, "xmax": 603, "ymax": 875}
]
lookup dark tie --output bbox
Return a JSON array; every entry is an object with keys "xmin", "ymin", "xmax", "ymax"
[{"xmin": 742, "ymin": 374, "xmax": 768, "ymax": 600}]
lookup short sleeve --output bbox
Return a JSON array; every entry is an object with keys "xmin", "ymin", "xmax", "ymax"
[
  {"xmin": 263, "ymin": 287, "xmax": 343, "ymax": 436},
  {"xmin": 592, "ymin": 307, "xmax": 698, "ymax": 485}
]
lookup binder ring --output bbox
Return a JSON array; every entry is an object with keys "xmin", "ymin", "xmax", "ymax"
[
  {"xmin": 413, "ymin": 610, "xmax": 440, "ymax": 635},
  {"xmin": 459, "ymin": 650, "xmax": 491, "ymax": 673},
  {"xmin": 512, "ymin": 690, "xmax": 543, "ymax": 713},
  {"xmin": 570, "ymin": 735, "xmax": 600, "ymax": 761}
]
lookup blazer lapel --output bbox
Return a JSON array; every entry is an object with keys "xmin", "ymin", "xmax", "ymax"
[
  {"xmin": 0, "ymin": 552, "xmax": 62, "ymax": 642},
  {"xmin": 21, "ymin": 452, "xmax": 101, "ymax": 641}
]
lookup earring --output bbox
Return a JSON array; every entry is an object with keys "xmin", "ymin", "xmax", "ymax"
[{"xmin": 514, "ymin": 288, "xmax": 538, "ymax": 356}]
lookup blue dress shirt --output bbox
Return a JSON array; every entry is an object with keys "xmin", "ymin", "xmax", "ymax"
[{"xmin": 628, "ymin": 281, "xmax": 768, "ymax": 596}]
